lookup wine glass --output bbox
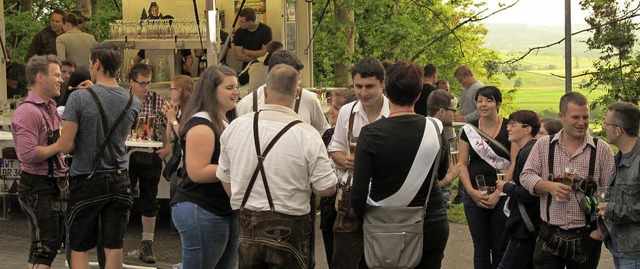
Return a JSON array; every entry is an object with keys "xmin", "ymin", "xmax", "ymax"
[{"xmin": 476, "ymin": 175, "xmax": 488, "ymax": 195}]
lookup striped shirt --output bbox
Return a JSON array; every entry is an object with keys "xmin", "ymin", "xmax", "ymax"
[{"xmin": 520, "ymin": 130, "xmax": 614, "ymax": 230}]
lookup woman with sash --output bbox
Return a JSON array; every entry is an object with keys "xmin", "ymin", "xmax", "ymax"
[
  {"xmin": 351, "ymin": 61, "xmax": 450, "ymax": 269},
  {"xmin": 458, "ymin": 86, "xmax": 517, "ymax": 269},
  {"xmin": 496, "ymin": 110, "xmax": 541, "ymax": 269}
]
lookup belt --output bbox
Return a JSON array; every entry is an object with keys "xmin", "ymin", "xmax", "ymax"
[{"xmin": 544, "ymin": 222, "xmax": 589, "ymax": 235}]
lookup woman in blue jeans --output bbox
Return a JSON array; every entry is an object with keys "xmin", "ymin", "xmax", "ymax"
[
  {"xmin": 496, "ymin": 110, "xmax": 541, "ymax": 269},
  {"xmin": 171, "ymin": 65, "xmax": 239, "ymax": 268},
  {"xmin": 458, "ymin": 86, "xmax": 517, "ymax": 269}
]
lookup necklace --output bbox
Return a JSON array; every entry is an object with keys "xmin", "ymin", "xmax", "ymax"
[
  {"xmin": 389, "ymin": 110, "xmax": 415, "ymax": 117},
  {"xmin": 479, "ymin": 116, "xmax": 502, "ymax": 137}
]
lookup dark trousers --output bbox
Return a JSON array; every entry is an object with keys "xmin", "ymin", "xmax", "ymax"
[
  {"xmin": 129, "ymin": 152, "xmax": 162, "ymax": 217},
  {"xmin": 319, "ymin": 196, "xmax": 337, "ymax": 268},
  {"xmin": 331, "ymin": 230, "xmax": 367, "ymax": 269},
  {"xmin": 532, "ymin": 224, "xmax": 601, "ymax": 269},
  {"xmin": 416, "ymin": 216, "xmax": 450, "ymax": 269},
  {"xmin": 463, "ymin": 195, "xmax": 508, "ymax": 269},
  {"xmin": 238, "ymin": 210, "xmax": 312, "ymax": 269},
  {"xmin": 498, "ymin": 237, "xmax": 535, "ymax": 269}
]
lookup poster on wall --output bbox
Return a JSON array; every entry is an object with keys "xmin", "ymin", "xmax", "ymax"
[{"xmin": 234, "ymin": 0, "xmax": 266, "ymax": 21}]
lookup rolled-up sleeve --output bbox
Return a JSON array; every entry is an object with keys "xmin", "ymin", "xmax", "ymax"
[{"xmin": 520, "ymin": 138, "xmax": 546, "ymax": 195}]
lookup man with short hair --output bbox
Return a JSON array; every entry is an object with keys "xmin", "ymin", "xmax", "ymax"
[
  {"xmin": 57, "ymin": 42, "xmax": 140, "ymax": 269},
  {"xmin": 12, "ymin": 54, "xmax": 68, "ymax": 269},
  {"xmin": 26, "ymin": 9, "xmax": 65, "ymax": 61},
  {"xmin": 453, "ymin": 65, "xmax": 484, "ymax": 123},
  {"xmin": 328, "ymin": 56, "xmax": 390, "ymax": 269},
  {"xmin": 128, "ymin": 62, "xmax": 167, "ymax": 264},
  {"xmin": 233, "ymin": 7, "xmax": 272, "ymax": 69},
  {"xmin": 415, "ymin": 63, "xmax": 437, "ymax": 116},
  {"xmin": 600, "ymin": 101, "xmax": 640, "ymax": 268},
  {"xmin": 520, "ymin": 92, "xmax": 614, "ymax": 268},
  {"xmin": 218, "ymin": 64, "xmax": 337, "ymax": 268},
  {"xmin": 427, "ymin": 89, "xmax": 461, "ymax": 191},
  {"xmin": 237, "ymin": 50, "xmax": 329, "ymax": 133},
  {"xmin": 55, "ymin": 59, "xmax": 76, "ymax": 105}
]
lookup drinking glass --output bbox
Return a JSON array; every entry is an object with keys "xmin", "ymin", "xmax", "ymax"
[
  {"xmin": 147, "ymin": 115, "xmax": 156, "ymax": 141},
  {"xmin": 349, "ymin": 136, "xmax": 358, "ymax": 158},
  {"xmin": 135, "ymin": 115, "xmax": 146, "ymax": 140},
  {"xmin": 476, "ymin": 175, "xmax": 488, "ymax": 195},
  {"xmin": 563, "ymin": 167, "xmax": 576, "ymax": 186},
  {"xmin": 596, "ymin": 187, "xmax": 611, "ymax": 204},
  {"xmin": 450, "ymin": 150, "xmax": 459, "ymax": 164},
  {"xmin": 496, "ymin": 173, "xmax": 506, "ymax": 182}
]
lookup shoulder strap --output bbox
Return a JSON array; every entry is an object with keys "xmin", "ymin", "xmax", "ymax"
[
  {"xmin": 240, "ymin": 110, "xmax": 303, "ymax": 211},
  {"xmin": 294, "ymin": 94, "xmax": 302, "ymax": 113},
  {"xmin": 22, "ymin": 100, "xmax": 59, "ymax": 177},
  {"xmin": 470, "ymin": 124, "xmax": 510, "ymax": 157},
  {"xmin": 546, "ymin": 138, "xmax": 556, "ymax": 222},
  {"xmin": 86, "ymin": 88, "xmax": 134, "ymax": 177},
  {"xmin": 588, "ymin": 138, "xmax": 597, "ymax": 179},
  {"xmin": 347, "ymin": 101, "xmax": 359, "ymax": 140},
  {"xmin": 423, "ymin": 117, "xmax": 442, "ymax": 211},
  {"xmin": 518, "ymin": 202, "xmax": 537, "ymax": 234},
  {"xmin": 252, "ymin": 90, "xmax": 258, "ymax": 113}
]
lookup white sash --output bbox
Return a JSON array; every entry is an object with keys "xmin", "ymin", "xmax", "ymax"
[
  {"xmin": 461, "ymin": 124, "xmax": 510, "ymax": 172},
  {"xmin": 367, "ymin": 117, "xmax": 442, "ymax": 207}
]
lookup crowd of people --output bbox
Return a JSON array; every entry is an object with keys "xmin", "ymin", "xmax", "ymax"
[{"xmin": 7, "ymin": 6, "xmax": 640, "ymax": 269}]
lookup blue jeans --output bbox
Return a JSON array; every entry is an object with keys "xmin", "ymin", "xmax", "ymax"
[
  {"xmin": 172, "ymin": 202, "xmax": 238, "ymax": 269},
  {"xmin": 498, "ymin": 238, "xmax": 534, "ymax": 269},
  {"xmin": 463, "ymin": 194, "xmax": 508, "ymax": 269},
  {"xmin": 613, "ymin": 256, "xmax": 640, "ymax": 269}
]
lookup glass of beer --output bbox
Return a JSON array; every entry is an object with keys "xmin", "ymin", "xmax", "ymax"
[
  {"xmin": 147, "ymin": 115, "xmax": 156, "ymax": 141},
  {"xmin": 349, "ymin": 136, "xmax": 358, "ymax": 158},
  {"xmin": 451, "ymin": 150, "xmax": 459, "ymax": 164},
  {"xmin": 476, "ymin": 175, "xmax": 488, "ymax": 195},
  {"xmin": 496, "ymin": 173, "xmax": 506, "ymax": 182},
  {"xmin": 563, "ymin": 167, "xmax": 575, "ymax": 186},
  {"xmin": 135, "ymin": 115, "xmax": 146, "ymax": 140}
]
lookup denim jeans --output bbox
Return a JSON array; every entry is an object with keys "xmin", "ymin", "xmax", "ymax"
[
  {"xmin": 498, "ymin": 238, "xmax": 534, "ymax": 269},
  {"xmin": 614, "ymin": 256, "xmax": 640, "ymax": 269},
  {"xmin": 172, "ymin": 201, "xmax": 238, "ymax": 269},
  {"xmin": 463, "ymin": 194, "xmax": 508, "ymax": 269},
  {"xmin": 238, "ymin": 210, "xmax": 312, "ymax": 269}
]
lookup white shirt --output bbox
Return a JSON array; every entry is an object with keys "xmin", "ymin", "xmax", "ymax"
[
  {"xmin": 217, "ymin": 104, "xmax": 337, "ymax": 216},
  {"xmin": 327, "ymin": 97, "xmax": 391, "ymax": 155},
  {"xmin": 237, "ymin": 85, "xmax": 330, "ymax": 133}
]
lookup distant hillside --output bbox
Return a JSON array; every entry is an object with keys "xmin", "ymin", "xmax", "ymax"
[{"xmin": 484, "ymin": 23, "xmax": 599, "ymax": 57}]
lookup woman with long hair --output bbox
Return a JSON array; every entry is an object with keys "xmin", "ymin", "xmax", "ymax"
[
  {"xmin": 496, "ymin": 110, "xmax": 541, "ymax": 269},
  {"xmin": 171, "ymin": 65, "xmax": 239, "ymax": 268},
  {"xmin": 157, "ymin": 75, "xmax": 195, "ymax": 159},
  {"xmin": 458, "ymin": 86, "xmax": 518, "ymax": 269},
  {"xmin": 56, "ymin": 12, "xmax": 97, "ymax": 67},
  {"xmin": 351, "ymin": 61, "xmax": 450, "ymax": 269}
]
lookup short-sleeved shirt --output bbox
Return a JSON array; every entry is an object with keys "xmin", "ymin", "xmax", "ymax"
[
  {"xmin": 237, "ymin": 85, "xmax": 330, "ymax": 133},
  {"xmin": 217, "ymin": 104, "xmax": 337, "ymax": 216},
  {"xmin": 62, "ymin": 84, "xmax": 140, "ymax": 176},
  {"xmin": 328, "ymin": 98, "xmax": 391, "ymax": 156},
  {"xmin": 233, "ymin": 23, "xmax": 272, "ymax": 57}
]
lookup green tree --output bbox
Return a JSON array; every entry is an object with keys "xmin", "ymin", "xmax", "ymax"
[{"xmin": 580, "ymin": 0, "xmax": 640, "ymax": 105}]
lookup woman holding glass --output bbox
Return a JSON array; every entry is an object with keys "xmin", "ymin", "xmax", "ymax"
[
  {"xmin": 351, "ymin": 61, "xmax": 450, "ymax": 269},
  {"xmin": 459, "ymin": 86, "xmax": 517, "ymax": 269},
  {"xmin": 171, "ymin": 66, "xmax": 239, "ymax": 268},
  {"xmin": 496, "ymin": 110, "xmax": 541, "ymax": 269},
  {"xmin": 156, "ymin": 75, "xmax": 195, "ymax": 159}
]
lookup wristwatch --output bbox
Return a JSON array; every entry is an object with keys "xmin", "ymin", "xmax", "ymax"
[{"xmin": 171, "ymin": 120, "xmax": 178, "ymax": 126}]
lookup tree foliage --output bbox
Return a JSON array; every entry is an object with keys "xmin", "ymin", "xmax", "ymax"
[
  {"xmin": 311, "ymin": 0, "xmax": 506, "ymax": 97},
  {"xmin": 579, "ymin": 0, "xmax": 640, "ymax": 105}
]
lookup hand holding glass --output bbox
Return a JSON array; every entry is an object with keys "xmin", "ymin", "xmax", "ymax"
[{"xmin": 476, "ymin": 175, "xmax": 488, "ymax": 195}]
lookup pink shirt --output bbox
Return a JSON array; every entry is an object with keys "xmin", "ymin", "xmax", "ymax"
[
  {"xmin": 520, "ymin": 130, "xmax": 614, "ymax": 230},
  {"xmin": 11, "ymin": 91, "xmax": 68, "ymax": 177}
]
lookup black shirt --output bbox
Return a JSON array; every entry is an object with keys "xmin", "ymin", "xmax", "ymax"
[
  {"xmin": 172, "ymin": 117, "xmax": 233, "ymax": 216},
  {"xmin": 233, "ymin": 23, "xmax": 272, "ymax": 62},
  {"xmin": 460, "ymin": 119, "xmax": 511, "ymax": 188},
  {"xmin": 351, "ymin": 115, "xmax": 449, "ymax": 221},
  {"xmin": 415, "ymin": 83, "xmax": 436, "ymax": 116}
]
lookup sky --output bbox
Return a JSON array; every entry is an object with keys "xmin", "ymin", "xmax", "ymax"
[{"xmin": 482, "ymin": 0, "xmax": 591, "ymax": 26}]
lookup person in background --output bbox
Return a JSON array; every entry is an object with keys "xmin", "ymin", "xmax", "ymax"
[
  {"xmin": 54, "ymin": 59, "xmax": 76, "ymax": 105},
  {"xmin": 436, "ymin": 79, "xmax": 450, "ymax": 91},
  {"xmin": 157, "ymin": 75, "xmax": 195, "ymax": 159},
  {"xmin": 458, "ymin": 86, "xmax": 517, "ymax": 269},
  {"xmin": 127, "ymin": 62, "xmax": 167, "ymax": 264},
  {"xmin": 58, "ymin": 65, "xmax": 88, "ymax": 108},
  {"xmin": 600, "ymin": 102, "xmax": 640, "ymax": 269},
  {"xmin": 57, "ymin": 42, "xmax": 140, "ymax": 269},
  {"xmin": 520, "ymin": 92, "xmax": 614, "ymax": 269},
  {"xmin": 171, "ymin": 65, "xmax": 239, "ymax": 269},
  {"xmin": 56, "ymin": 12, "xmax": 97, "ymax": 69},
  {"xmin": 537, "ymin": 118, "xmax": 562, "ymax": 138},
  {"xmin": 245, "ymin": 41, "xmax": 283, "ymax": 94},
  {"xmin": 351, "ymin": 61, "xmax": 450, "ymax": 269},
  {"xmin": 496, "ymin": 110, "xmax": 542, "ymax": 269},
  {"xmin": 426, "ymin": 89, "xmax": 462, "ymax": 202},
  {"xmin": 233, "ymin": 8, "xmax": 272, "ymax": 70},
  {"xmin": 320, "ymin": 87, "xmax": 357, "ymax": 267},
  {"xmin": 5, "ymin": 47, "xmax": 28, "ymax": 98},
  {"xmin": 12, "ymin": 54, "xmax": 68, "ymax": 269},
  {"xmin": 414, "ymin": 63, "xmax": 437, "ymax": 116},
  {"xmin": 26, "ymin": 9, "xmax": 65, "ymax": 61}
]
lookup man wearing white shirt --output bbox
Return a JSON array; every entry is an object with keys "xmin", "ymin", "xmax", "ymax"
[
  {"xmin": 218, "ymin": 64, "xmax": 337, "ymax": 268},
  {"xmin": 327, "ymin": 57, "xmax": 390, "ymax": 269},
  {"xmin": 236, "ymin": 50, "xmax": 330, "ymax": 133}
]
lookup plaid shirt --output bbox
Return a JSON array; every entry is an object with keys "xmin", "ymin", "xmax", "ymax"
[
  {"xmin": 520, "ymin": 130, "xmax": 614, "ymax": 230},
  {"xmin": 135, "ymin": 90, "xmax": 167, "ymax": 141}
]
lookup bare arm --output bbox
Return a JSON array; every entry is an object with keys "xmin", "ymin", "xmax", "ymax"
[
  {"xmin": 234, "ymin": 45, "xmax": 266, "ymax": 62},
  {"xmin": 184, "ymin": 125, "xmax": 219, "ymax": 183},
  {"xmin": 57, "ymin": 121, "xmax": 78, "ymax": 154},
  {"xmin": 313, "ymin": 185, "xmax": 336, "ymax": 197}
]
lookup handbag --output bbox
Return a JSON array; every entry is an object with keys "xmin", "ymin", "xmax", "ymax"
[
  {"xmin": 162, "ymin": 129, "xmax": 183, "ymax": 182},
  {"xmin": 333, "ymin": 101, "xmax": 361, "ymax": 233},
  {"xmin": 362, "ymin": 117, "xmax": 442, "ymax": 269}
]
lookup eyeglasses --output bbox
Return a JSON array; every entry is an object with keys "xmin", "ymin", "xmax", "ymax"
[
  {"xmin": 604, "ymin": 121, "xmax": 624, "ymax": 132},
  {"xmin": 507, "ymin": 122, "xmax": 529, "ymax": 128},
  {"xmin": 132, "ymin": 78, "xmax": 152, "ymax": 87},
  {"xmin": 444, "ymin": 108, "xmax": 457, "ymax": 113}
]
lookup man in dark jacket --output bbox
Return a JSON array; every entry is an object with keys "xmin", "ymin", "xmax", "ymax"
[{"xmin": 26, "ymin": 9, "xmax": 65, "ymax": 61}]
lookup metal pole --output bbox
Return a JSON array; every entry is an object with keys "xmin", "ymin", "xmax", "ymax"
[{"xmin": 565, "ymin": 0, "xmax": 572, "ymax": 93}]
